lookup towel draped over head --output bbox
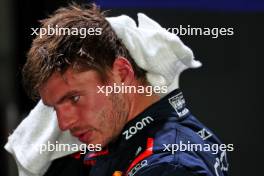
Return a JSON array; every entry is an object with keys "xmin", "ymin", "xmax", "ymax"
[{"xmin": 106, "ymin": 13, "xmax": 201, "ymax": 95}]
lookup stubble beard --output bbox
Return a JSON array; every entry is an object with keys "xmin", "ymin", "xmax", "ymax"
[{"xmin": 99, "ymin": 92, "xmax": 129, "ymax": 147}]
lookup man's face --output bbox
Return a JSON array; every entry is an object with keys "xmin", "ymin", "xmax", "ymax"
[{"xmin": 39, "ymin": 68, "xmax": 129, "ymax": 147}]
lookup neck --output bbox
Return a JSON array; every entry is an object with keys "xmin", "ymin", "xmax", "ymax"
[{"xmin": 126, "ymin": 92, "xmax": 160, "ymax": 123}]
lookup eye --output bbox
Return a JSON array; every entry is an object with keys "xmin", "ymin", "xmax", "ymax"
[{"xmin": 70, "ymin": 95, "xmax": 80, "ymax": 104}]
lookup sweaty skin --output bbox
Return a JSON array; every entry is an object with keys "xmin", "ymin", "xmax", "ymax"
[{"xmin": 39, "ymin": 58, "xmax": 160, "ymax": 147}]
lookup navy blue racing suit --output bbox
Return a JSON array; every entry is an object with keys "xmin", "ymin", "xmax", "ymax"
[{"xmin": 44, "ymin": 89, "xmax": 229, "ymax": 176}]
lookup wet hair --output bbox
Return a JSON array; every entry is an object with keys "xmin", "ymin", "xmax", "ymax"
[{"xmin": 22, "ymin": 3, "xmax": 146, "ymax": 100}]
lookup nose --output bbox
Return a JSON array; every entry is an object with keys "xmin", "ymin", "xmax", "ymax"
[{"xmin": 55, "ymin": 106, "xmax": 78, "ymax": 131}]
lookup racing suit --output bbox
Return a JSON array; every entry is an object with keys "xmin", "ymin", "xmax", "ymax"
[{"xmin": 44, "ymin": 89, "xmax": 229, "ymax": 176}]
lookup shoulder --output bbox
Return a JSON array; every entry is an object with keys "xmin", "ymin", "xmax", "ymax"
[
  {"xmin": 129, "ymin": 161, "xmax": 195, "ymax": 176},
  {"xmin": 128, "ymin": 114, "xmax": 224, "ymax": 176}
]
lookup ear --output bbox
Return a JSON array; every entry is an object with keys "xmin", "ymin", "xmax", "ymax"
[{"xmin": 112, "ymin": 57, "xmax": 135, "ymax": 84}]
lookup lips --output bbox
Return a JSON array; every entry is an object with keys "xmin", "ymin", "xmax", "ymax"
[{"xmin": 73, "ymin": 130, "xmax": 93, "ymax": 143}]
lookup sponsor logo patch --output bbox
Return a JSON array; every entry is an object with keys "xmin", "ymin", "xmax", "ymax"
[
  {"xmin": 168, "ymin": 92, "xmax": 189, "ymax": 118},
  {"xmin": 112, "ymin": 171, "xmax": 122, "ymax": 176},
  {"xmin": 123, "ymin": 116, "xmax": 154, "ymax": 140},
  {"xmin": 128, "ymin": 160, "xmax": 148, "ymax": 176},
  {"xmin": 197, "ymin": 128, "xmax": 213, "ymax": 140}
]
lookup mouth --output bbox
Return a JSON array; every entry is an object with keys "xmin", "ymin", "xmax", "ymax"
[{"xmin": 72, "ymin": 130, "xmax": 93, "ymax": 143}]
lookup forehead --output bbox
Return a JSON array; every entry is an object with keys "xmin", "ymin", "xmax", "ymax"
[{"xmin": 39, "ymin": 68, "xmax": 103, "ymax": 105}]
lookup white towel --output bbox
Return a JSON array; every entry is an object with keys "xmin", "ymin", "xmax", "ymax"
[
  {"xmin": 4, "ymin": 100, "xmax": 82, "ymax": 176},
  {"xmin": 5, "ymin": 13, "xmax": 201, "ymax": 176},
  {"xmin": 106, "ymin": 13, "xmax": 201, "ymax": 95}
]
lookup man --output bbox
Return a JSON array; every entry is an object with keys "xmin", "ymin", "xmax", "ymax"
[{"xmin": 22, "ymin": 4, "xmax": 229, "ymax": 176}]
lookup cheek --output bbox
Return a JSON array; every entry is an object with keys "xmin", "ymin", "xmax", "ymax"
[
  {"xmin": 94, "ymin": 95, "xmax": 110, "ymax": 110},
  {"xmin": 90, "ymin": 94, "xmax": 113, "ymax": 114},
  {"xmin": 78, "ymin": 94, "xmax": 112, "ymax": 125}
]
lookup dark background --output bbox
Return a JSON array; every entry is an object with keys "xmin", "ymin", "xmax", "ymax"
[{"xmin": 0, "ymin": 0, "xmax": 262, "ymax": 175}]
